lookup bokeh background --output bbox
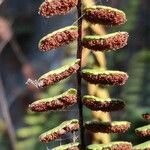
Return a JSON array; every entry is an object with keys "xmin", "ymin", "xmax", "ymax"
[{"xmin": 0, "ymin": 0, "xmax": 150, "ymax": 149}]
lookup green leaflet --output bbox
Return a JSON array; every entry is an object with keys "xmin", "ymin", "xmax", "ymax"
[
  {"xmin": 16, "ymin": 126, "xmax": 42, "ymax": 138},
  {"xmin": 39, "ymin": 119, "xmax": 78, "ymax": 138},
  {"xmin": 85, "ymin": 120, "xmax": 131, "ymax": 126},
  {"xmin": 39, "ymin": 26, "xmax": 78, "ymax": 45},
  {"xmin": 83, "ymin": 95, "xmax": 112, "ymax": 102},
  {"xmin": 136, "ymin": 124, "xmax": 150, "ymax": 132},
  {"xmin": 38, "ymin": 59, "xmax": 80, "ymax": 80},
  {"xmin": 84, "ymin": 5, "xmax": 125, "ymax": 14},
  {"xmin": 31, "ymin": 88, "xmax": 77, "ymax": 104},
  {"xmin": 87, "ymin": 141, "xmax": 132, "ymax": 150},
  {"xmin": 52, "ymin": 142, "xmax": 79, "ymax": 150},
  {"xmin": 16, "ymin": 138, "xmax": 37, "ymax": 150},
  {"xmin": 83, "ymin": 32, "xmax": 127, "ymax": 40},
  {"xmin": 133, "ymin": 140, "xmax": 150, "ymax": 150},
  {"xmin": 82, "ymin": 69, "xmax": 126, "ymax": 75},
  {"xmin": 24, "ymin": 115, "xmax": 46, "ymax": 125}
]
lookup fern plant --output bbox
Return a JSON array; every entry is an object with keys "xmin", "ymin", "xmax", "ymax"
[
  {"xmin": 82, "ymin": 0, "xmax": 111, "ymax": 144},
  {"xmin": 27, "ymin": 0, "xmax": 132, "ymax": 149},
  {"xmin": 133, "ymin": 114, "xmax": 150, "ymax": 149},
  {"xmin": 131, "ymin": 51, "xmax": 150, "ymax": 150}
]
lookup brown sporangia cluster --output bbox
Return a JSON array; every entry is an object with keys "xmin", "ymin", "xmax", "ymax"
[
  {"xmin": 83, "ymin": 97, "xmax": 125, "ymax": 112},
  {"xmin": 37, "ymin": 60, "xmax": 80, "ymax": 88},
  {"xmin": 83, "ymin": 32, "xmax": 129, "ymax": 52},
  {"xmin": 84, "ymin": 6, "xmax": 127, "ymax": 26},
  {"xmin": 134, "ymin": 116, "xmax": 150, "ymax": 146},
  {"xmin": 29, "ymin": 0, "xmax": 133, "ymax": 148},
  {"xmin": 135, "ymin": 129, "xmax": 150, "ymax": 137},
  {"xmin": 39, "ymin": 0, "xmax": 78, "ymax": 17},
  {"xmin": 109, "ymin": 143, "xmax": 132, "ymax": 150},
  {"xmin": 142, "ymin": 113, "xmax": 150, "ymax": 120},
  {"xmin": 82, "ymin": 71, "xmax": 128, "ymax": 86},
  {"xmin": 85, "ymin": 121, "xmax": 130, "ymax": 134},
  {"xmin": 39, "ymin": 26, "xmax": 78, "ymax": 52},
  {"xmin": 28, "ymin": 0, "xmax": 81, "ymax": 148},
  {"xmin": 82, "ymin": 4, "xmax": 132, "ymax": 149},
  {"xmin": 39, "ymin": 120, "xmax": 79, "ymax": 143},
  {"xmin": 29, "ymin": 95, "xmax": 77, "ymax": 112},
  {"xmin": 40, "ymin": 123, "xmax": 79, "ymax": 143}
]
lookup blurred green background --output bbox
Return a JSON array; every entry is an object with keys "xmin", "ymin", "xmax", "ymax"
[{"xmin": 0, "ymin": 0, "xmax": 150, "ymax": 149}]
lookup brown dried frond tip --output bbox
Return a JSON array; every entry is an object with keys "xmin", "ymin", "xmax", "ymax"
[
  {"xmin": 85, "ymin": 121, "xmax": 131, "ymax": 134},
  {"xmin": 84, "ymin": 5, "xmax": 127, "ymax": 26},
  {"xmin": 37, "ymin": 59, "xmax": 80, "ymax": 88},
  {"xmin": 142, "ymin": 113, "xmax": 150, "ymax": 120},
  {"xmin": 83, "ymin": 32, "xmax": 129, "ymax": 52},
  {"xmin": 82, "ymin": 69, "xmax": 128, "ymax": 86},
  {"xmin": 83, "ymin": 95, "xmax": 125, "ymax": 112},
  {"xmin": 39, "ymin": 26, "xmax": 78, "ymax": 52},
  {"xmin": 39, "ymin": 0, "xmax": 78, "ymax": 18},
  {"xmin": 39, "ymin": 119, "xmax": 79, "ymax": 143},
  {"xmin": 29, "ymin": 88, "xmax": 77, "ymax": 112}
]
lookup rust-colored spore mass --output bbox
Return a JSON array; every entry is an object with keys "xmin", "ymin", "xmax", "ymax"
[
  {"xmin": 39, "ymin": 0, "xmax": 78, "ymax": 17},
  {"xmin": 29, "ymin": 95, "xmax": 77, "ymax": 112},
  {"xmin": 39, "ymin": 123, "xmax": 79, "ymax": 143},
  {"xmin": 82, "ymin": 72, "xmax": 128, "ymax": 86},
  {"xmin": 39, "ymin": 29, "xmax": 78, "ymax": 52},
  {"xmin": 83, "ymin": 99, "xmax": 125, "ymax": 112},
  {"xmin": 110, "ymin": 143, "xmax": 132, "ymax": 150},
  {"xmin": 84, "ymin": 8, "xmax": 126, "ymax": 26},
  {"xmin": 83, "ymin": 32, "xmax": 129, "ymax": 51},
  {"xmin": 135, "ymin": 129, "xmax": 150, "ymax": 137},
  {"xmin": 142, "ymin": 113, "xmax": 150, "ymax": 120},
  {"xmin": 38, "ymin": 64, "xmax": 79, "ymax": 88},
  {"xmin": 85, "ymin": 122, "xmax": 130, "ymax": 134}
]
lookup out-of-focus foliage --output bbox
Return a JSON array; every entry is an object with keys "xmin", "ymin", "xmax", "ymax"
[
  {"xmin": 123, "ymin": 0, "xmax": 140, "ymax": 31},
  {"xmin": 16, "ymin": 111, "xmax": 64, "ymax": 150},
  {"xmin": 81, "ymin": 6, "xmax": 111, "ymax": 143},
  {"xmin": 0, "ymin": 120, "xmax": 9, "ymax": 150},
  {"xmin": 115, "ymin": 50, "xmax": 150, "ymax": 144},
  {"xmin": 16, "ymin": 46, "xmax": 79, "ymax": 149}
]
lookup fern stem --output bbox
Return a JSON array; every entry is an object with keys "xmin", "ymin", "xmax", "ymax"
[{"xmin": 77, "ymin": 0, "xmax": 85, "ymax": 149}]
